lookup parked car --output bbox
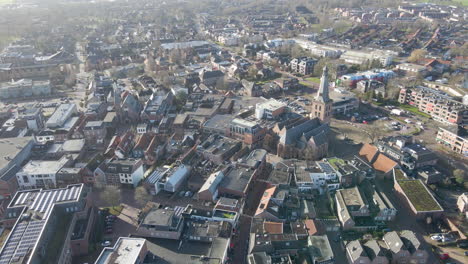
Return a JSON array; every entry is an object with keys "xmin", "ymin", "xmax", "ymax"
[
  {"xmin": 105, "ymin": 228, "xmax": 113, "ymax": 234},
  {"xmin": 431, "ymin": 235, "xmax": 442, "ymax": 241},
  {"xmin": 439, "ymin": 253, "xmax": 449, "ymax": 260},
  {"xmin": 101, "ymin": 241, "xmax": 111, "ymax": 247}
]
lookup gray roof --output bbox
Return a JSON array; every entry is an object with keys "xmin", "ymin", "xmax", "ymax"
[
  {"xmin": 308, "ymin": 235, "xmax": 334, "ymax": 262},
  {"xmin": 0, "ymin": 137, "xmax": 33, "ymax": 177},
  {"xmin": 364, "ymin": 240, "xmax": 387, "ymax": 260},
  {"xmin": 279, "ymin": 118, "xmax": 321, "ymax": 145},
  {"xmin": 384, "ymin": 231, "xmax": 406, "ymax": 254},
  {"xmin": 220, "ymin": 166, "xmax": 254, "ymax": 193},
  {"xmin": 347, "ymin": 240, "xmax": 367, "ymax": 262},
  {"xmin": 400, "ymin": 230, "xmax": 422, "ymax": 254}
]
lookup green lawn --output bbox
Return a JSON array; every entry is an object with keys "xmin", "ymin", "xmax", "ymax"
[
  {"xmin": 101, "ymin": 205, "xmax": 123, "ymax": 216},
  {"xmin": 327, "ymin": 157, "xmax": 345, "ymax": 171},
  {"xmin": 305, "ymin": 77, "xmax": 320, "ymax": 83},
  {"xmin": 399, "ymin": 104, "xmax": 431, "ymax": 118},
  {"xmin": 299, "ymin": 81, "xmax": 314, "ymax": 87}
]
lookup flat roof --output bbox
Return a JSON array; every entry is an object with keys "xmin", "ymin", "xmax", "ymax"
[
  {"xmin": 95, "ymin": 237, "xmax": 146, "ymax": 264},
  {"xmin": 397, "ymin": 179, "xmax": 443, "ymax": 212},
  {"xmin": 0, "ymin": 184, "xmax": 83, "ymax": 264},
  {"xmin": 220, "ymin": 167, "xmax": 254, "ymax": 193},
  {"xmin": 144, "ymin": 237, "xmax": 228, "ymax": 264},
  {"xmin": 0, "ymin": 137, "xmax": 33, "ymax": 173},
  {"xmin": 18, "ymin": 157, "xmax": 68, "ymax": 175}
]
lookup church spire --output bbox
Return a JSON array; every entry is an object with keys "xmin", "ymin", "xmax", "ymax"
[{"xmin": 316, "ymin": 66, "xmax": 330, "ymax": 103}]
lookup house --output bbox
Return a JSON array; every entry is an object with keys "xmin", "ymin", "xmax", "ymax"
[
  {"xmin": 383, "ymin": 230, "xmax": 428, "ymax": 264},
  {"xmin": 140, "ymin": 92, "xmax": 173, "ymax": 123},
  {"xmin": 197, "ymin": 170, "xmax": 224, "ymax": 201},
  {"xmin": 274, "ymin": 78, "xmax": 299, "ymax": 90},
  {"xmin": 101, "ymin": 159, "xmax": 145, "ymax": 187},
  {"xmin": 346, "ymin": 239, "xmax": 389, "ymax": 264},
  {"xmin": 83, "ymin": 120, "xmax": 107, "ymax": 145},
  {"xmin": 336, "ymin": 183, "xmax": 396, "ymax": 231},
  {"xmin": 242, "ymin": 80, "xmax": 263, "ymax": 97},
  {"xmin": 200, "ymin": 70, "xmax": 224, "ymax": 87}
]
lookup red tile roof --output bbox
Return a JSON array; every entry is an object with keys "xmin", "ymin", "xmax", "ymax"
[
  {"xmin": 372, "ymin": 153, "xmax": 397, "ymax": 173},
  {"xmin": 359, "ymin": 143, "xmax": 379, "ymax": 163}
]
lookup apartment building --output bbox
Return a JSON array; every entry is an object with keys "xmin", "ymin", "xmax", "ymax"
[
  {"xmin": 290, "ymin": 57, "xmax": 317, "ymax": 75},
  {"xmin": 0, "ymin": 79, "xmax": 51, "ymax": 99},
  {"xmin": 436, "ymin": 127, "xmax": 468, "ymax": 157},
  {"xmin": 399, "ymin": 87, "xmax": 468, "ymax": 126}
]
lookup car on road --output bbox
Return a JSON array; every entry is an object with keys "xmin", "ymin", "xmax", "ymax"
[
  {"xmin": 101, "ymin": 241, "xmax": 111, "ymax": 247},
  {"xmin": 439, "ymin": 253, "xmax": 449, "ymax": 260},
  {"xmin": 465, "ymin": 251, "xmax": 468, "ymax": 256}
]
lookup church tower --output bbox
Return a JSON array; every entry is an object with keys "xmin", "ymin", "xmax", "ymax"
[{"xmin": 310, "ymin": 66, "xmax": 333, "ymax": 123}]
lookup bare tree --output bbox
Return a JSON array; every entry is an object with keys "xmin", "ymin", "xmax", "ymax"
[
  {"xmin": 134, "ymin": 186, "xmax": 152, "ymax": 206},
  {"xmin": 408, "ymin": 49, "xmax": 427, "ymax": 63},
  {"xmin": 364, "ymin": 120, "xmax": 387, "ymax": 143},
  {"xmin": 99, "ymin": 185, "xmax": 121, "ymax": 207}
]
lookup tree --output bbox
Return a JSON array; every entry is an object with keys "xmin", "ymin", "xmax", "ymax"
[
  {"xmin": 247, "ymin": 66, "xmax": 258, "ymax": 80},
  {"xmin": 453, "ymin": 169, "xmax": 466, "ymax": 185},
  {"xmin": 408, "ymin": 49, "xmax": 427, "ymax": 63},
  {"xmin": 134, "ymin": 186, "xmax": 152, "ymax": 206},
  {"xmin": 175, "ymin": 91, "xmax": 187, "ymax": 111},
  {"xmin": 99, "ymin": 186, "xmax": 121, "ymax": 207},
  {"xmin": 364, "ymin": 120, "xmax": 386, "ymax": 143}
]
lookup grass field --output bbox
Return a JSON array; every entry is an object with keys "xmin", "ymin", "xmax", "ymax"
[
  {"xmin": 399, "ymin": 104, "xmax": 431, "ymax": 118},
  {"xmin": 305, "ymin": 77, "xmax": 320, "ymax": 83}
]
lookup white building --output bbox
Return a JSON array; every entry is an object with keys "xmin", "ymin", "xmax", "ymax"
[
  {"xmin": 16, "ymin": 156, "xmax": 70, "ymax": 189},
  {"xmin": 46, "ymin": 103, "xmax": 77, "ymax": 128},
  {"xmin": 151, "ymin": 164, "xmax": 191, "ymax": 194},
  {"xmin": 255, "ymin": 99, "xmax": 287, "ymax": 120},
  {"xmin": 341, "ymin": 49, "xmax": 395, "ymax": 67}
]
